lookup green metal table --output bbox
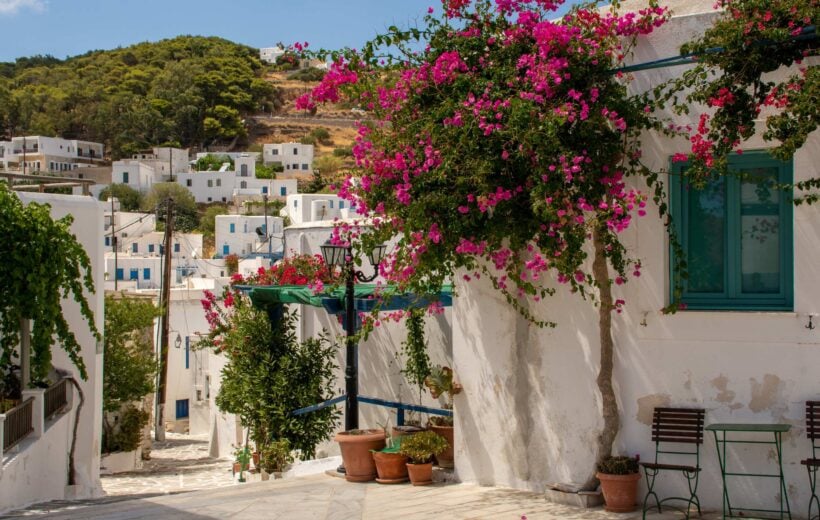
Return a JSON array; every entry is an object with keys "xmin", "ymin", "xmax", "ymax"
[{"xmin": 706, "ymin": 423, "xmax": 792, "ymax": 519}]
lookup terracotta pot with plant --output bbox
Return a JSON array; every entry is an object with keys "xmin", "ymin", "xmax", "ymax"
[
  {"xmin": 335, "ymin": 429, "xmax": 386, "ymax": 482},
  {"xmin": 596, "ymin": 455, "xmax": 641, "ymax": 513},
  {"xmin": 260, "ymin": 439, "xmax": 294, "ymax": 480},
  {"xmin": 424, "ymin": 365, "xmax": 462, "ymax": 468},
  {"xmin": 372, "ymin": 435, "xmax": 409, "ymax": 484},
  {"xmin": 399, "ymin": 430, "xmax": 449, "ymax": 486}
]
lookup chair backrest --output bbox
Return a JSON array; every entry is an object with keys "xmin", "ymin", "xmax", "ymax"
[
  {"xmin": 808, "ymin": 401, "xmax": 820, "ymax": 457},
  {"xmin": 652, "ymin": 407, "xmax": 705, "ymax": 445}
]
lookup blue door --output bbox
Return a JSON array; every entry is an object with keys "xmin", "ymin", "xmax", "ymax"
[
  {"xmin": 223, "ymin": 244, "xmax": 229, "ymax": 255},
  {"xmin": 115, "ymin": 268, "xmax": 124, "ymax": 280},
  {"xmin": 175, "ymin": 399, "xmax": 189, "ymax": 419}
]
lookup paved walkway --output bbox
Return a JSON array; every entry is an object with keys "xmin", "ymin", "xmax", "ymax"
[
  {"xmin": 6, "ymin": 473, "xmax": 721, "ymax": 519},
  {"xmin": 101, "ymin": 433, "xmax": 235, "ymax": 496}
]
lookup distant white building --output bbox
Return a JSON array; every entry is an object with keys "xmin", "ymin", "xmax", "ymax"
[
  {"xmin": 112, "ymin": 147, "xmax": 189, "ymax": 193},
  {"xmin": 176, "ymin": 155, "xmax": 297, "ymax": 203},
  {"xmin": 214, "ymin": 214, "xmax": 284, "ymax": 259},
  {"xmin": 259, "ymin": 46, "xmax": 286, "ymax": 64},
  {"xmin": 262, "ymin": 142, "xmax": 314, "ymax": 171},
  {"xmin": 284, "ymin": 193, "xmax": 353, "ymax": 225},
  {"xmin": 1, "ymin": 136, "xmax": 105, "ymax": 173},
  {"xmin": 193, "ymin": 151, "xmax": 261, "ymax": 163}
]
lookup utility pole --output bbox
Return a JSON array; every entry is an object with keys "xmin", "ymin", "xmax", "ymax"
[
  {"xmin": 155, "ymin": 197, "xmax": 174, "ymax": 441},
  {"xmin": 169, "ymin": 147, "xmax": 173, "ymax": 182},
  {"xmin": 111, "ymin": 195, "xmax": 118, "ymax": 291},
  {"xmin": 21, "ymin": 136, "xmax": 26, "ymax": 176}
]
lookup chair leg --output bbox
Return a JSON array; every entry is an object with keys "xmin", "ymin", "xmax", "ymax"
[
  {"xmin": 809, "ymin": 465, "xmax": 819, "ymax": 520},
  {"xmin": 684, "ymin": 470, "xmax": 701, "ymax": 519},
  {"xmin": 642, "ymin": 467, "xmax": 662, "ymax": 519}
]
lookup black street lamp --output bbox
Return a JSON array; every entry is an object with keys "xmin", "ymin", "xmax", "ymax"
[{"xmin": 320, "ymin": 239, "xmax": 386, "ymax": 432}]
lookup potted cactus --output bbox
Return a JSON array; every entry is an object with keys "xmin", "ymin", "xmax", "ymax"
[
  {"xmin": 596, "ymin": 455, "xmax": 641, "ymax": 512},
  {"xmin": 424, "ymin": 365, "xmax": 462, "ymax": 468},
  {"xmin": 399, "ymin": 430, "xmax": 449, "ymax": 486}
]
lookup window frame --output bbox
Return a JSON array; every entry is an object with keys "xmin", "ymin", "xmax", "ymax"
[{"xmin": 669, "ymin": 151, "xmax": 793, "ymax": 311}]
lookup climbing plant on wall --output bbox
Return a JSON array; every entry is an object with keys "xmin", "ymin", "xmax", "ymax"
[{"xmin": 0, "ymin": 184, "xmax": 100, "ymax": 384}]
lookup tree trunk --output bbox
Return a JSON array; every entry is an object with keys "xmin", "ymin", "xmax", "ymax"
[
  {"xmin": 582, "ymin": 226, "xmax": 620, "ymax": 491},
  {"xmin": 67, "ymin": 377, "xmax": 85, "ymax": 486}
]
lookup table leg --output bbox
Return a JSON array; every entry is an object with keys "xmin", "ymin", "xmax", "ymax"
[
  {"xmin": 774, "ymin": 431, "xmax": 792, "ymax": 519},
  {"xmin": 713, "ymin": 430, "xmax": 731, "ymax": 519}
]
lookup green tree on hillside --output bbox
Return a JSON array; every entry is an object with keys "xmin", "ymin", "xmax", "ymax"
[
  {"xmin": 98, "ymin": 184, "xmax": 143, "ymax": 212},
  {"xmin": 142, "ymin": 183, "xmax": 198, "ymax": 232}
]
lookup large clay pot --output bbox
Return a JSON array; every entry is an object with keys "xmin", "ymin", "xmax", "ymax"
[
  {"xmin": 373, "ymin": 451, "xmax": 409, "ymax": 484},
  {"xmin": 335, "ymin": 430, "xmax": 386, "ymax": 482},
  {"xmin": 406, "ymin": 462, "xmax": 434, "ymax": 486},
  {"xmin": 596, "ymin": 472, "xmax": 641, "ymax": 512},
  {"xmin": 429, "ymin": 424, "xmax": 454, "ymax": 468}
]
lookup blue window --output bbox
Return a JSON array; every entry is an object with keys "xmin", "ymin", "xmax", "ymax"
[
  {"xmin": 143, "ymin": 268, "xmax": 151, "ymax": 280},
  {"xmin": 280, "ymin": 186, "xmax": 286, "ymax": 196},
  {"xmin": 174, "ymin": 243, "xmax": 180, "ymax": 253},
  {"xmin": 132, "ymin": 243, "xmax": 138, "ymax": 253},
  {"xmin": 122, "ymin": 171, "xmax": 129, "ymax": 183},
  {"xmin": 340, "ymin": 201, "xmax": 344, "ymax": 209},
  {"xmin": 175, "ymin": 399, "xmax": 189, "ymax": 419},
  {"xmin": 671, "ymin": 152, "xmax": 793, "ymax": 311},
  {"xmin": 130, "ymin": 268, "xmax": 138, "ymax": 280},
  {"xmin": 329, "ymin": 200, "xmax": 334, "ymax": 209},
  {"xmin": 116, "ymin": 268, "xmax": 124, "ymax": 280},
  {"xmin": 294, "ymin": 199, "xmax": 298, "ymax": 208},
  {"xmin": 262, "ymin": 186, "xmax": 268, "ymax": 194},
  {"xmin": 223, "ymin": 244, "xmax": 230, "ymax": 255},
  {"xmin": 229, "ymin": 223, "xmax": 235, "ymax": 233},
  {"xmin": 148, "ymin": 244, "xmax": 155, "ymax": 253},
  {"xmin": 159, "ymin": 245, "xmax": 165, "ymax": 255},
  {"xmin": 105, "ymin": 236, "xmax": 110, "ymax": 247},
  {"xmin": 185, "ymin": 337, "xmax": 190, "ymax": 369}
]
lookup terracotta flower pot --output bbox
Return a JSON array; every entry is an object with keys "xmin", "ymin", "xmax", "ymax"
[
  {"xmin": 596, "ymin": 472, "xmax": 641, "ymax": 513},
  {"xmin": 429, "ymin": 424, "xmax": 454, "ymax": 468},
  {"xmin": 406, "ymin": 462, "xmax": 434, "ymax": 486},
  {"xmin": 252, "ymin": 451, "xmax": 260, "ymax": 470},
  {"xmin": 373, "ymin": 451, "xmax": 409, "ymax": 484},
  {"xmin": 335, "ymin": 429, "xmax": 386, "ymax": 482}
]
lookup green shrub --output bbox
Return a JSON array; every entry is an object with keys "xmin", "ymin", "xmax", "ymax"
[
  {"xmin": 398, "ymin": 430, "xmax": 448, "ymax": 464},
  {"xmin": 260, "ymin": 439, "xmax": 294, "ymax": 473},
  {"xmin": 597, "ymin": 455, "xmax": 639, "ymax": 475},
  {"xmin": 332, "ymin": 147, "xmax": 352, "ymax": 157},
  {"xmin": 102, "ymin": 405, "xmax": 149, "ymax": 453},
  {"xmin": 300, "ymin": 135, "xmax": 317, "ymax": 146}
]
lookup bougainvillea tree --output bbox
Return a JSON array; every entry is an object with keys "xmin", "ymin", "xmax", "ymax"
[
  {"xmin": 298, "ymin": 0, "xmax": 676, "ymax": 486},
  {"xmin": 673, "ymin": 0, "xmax": 817, "ymax": 183}
]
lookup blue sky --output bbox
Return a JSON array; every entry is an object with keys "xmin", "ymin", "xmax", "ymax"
[{"xmin": 0, "ymin": 0, "xmax": 581, "ymax": 62}]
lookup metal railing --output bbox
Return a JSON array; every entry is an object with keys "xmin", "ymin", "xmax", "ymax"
[
  {"xmin": 3, "ymin": 398, "xmax": 34, "ymax": 451},
  {"xmin": 44, "ymin": 378, "xmax": 68, "ymax": 420}
]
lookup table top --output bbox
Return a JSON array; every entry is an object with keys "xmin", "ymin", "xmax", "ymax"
[{"xmin": 706, "ymin": 423, "xmax": 791, "ymax": 433}]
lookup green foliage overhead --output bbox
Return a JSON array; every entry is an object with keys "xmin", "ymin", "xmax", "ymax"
[
  {"xmin": 141, "ymin": 182, "xmax": 198, "ymax": 232},
  {"xmin": 0, "ymin": 36, "xmax": 281, "ymax": 157},
  {"xmin": 98, "ymin": 183, "xmax": 143, "ymax": 212},
  {"xmin": 103, "ymin": 295, "xmax": 159, "ymax": 413},
  {"xmin": 0, "ymin": 184, "xmax": 99, "ymax": 383}
]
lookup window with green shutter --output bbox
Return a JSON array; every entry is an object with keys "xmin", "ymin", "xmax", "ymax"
[{"xmin": 670, "ymin": 152, "xmax": 793, "ymax": 310}]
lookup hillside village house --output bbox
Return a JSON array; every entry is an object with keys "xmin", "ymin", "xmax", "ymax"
[
  {"xmin": 214, "ymin": 214, "xmax": 284, "ymax": 259},
  {"xmin": 285, "ymin": 193, "xmax": 351, "ymax": 225},
  {"xmin": 259, "ymin": 46, "xmax": 285, "ymax": 64},
  {"xmin": 262, "ymin": 142, "xmax": 314, "ymax": 172},
  {"xmin": 112, "ymin": 147, "xmax": 190, "ymax": 193},
  {"xmin": 0, "ymin": 136, "xmax": 104, "ymax": 173},
  {"xmin": 0, "ymin": 192, "xmax": 104, "ymax": 513}
]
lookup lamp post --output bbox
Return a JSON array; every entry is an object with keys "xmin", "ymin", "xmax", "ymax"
[{"xmin": 320, "ymin": 240, "xmax": 386, "ymax": 432}]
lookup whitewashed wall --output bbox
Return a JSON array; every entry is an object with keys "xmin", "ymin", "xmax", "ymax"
[
  {"xmin": 453, "ymin": 4, "xmax": 820, "ymax": 514},
  {"xmin": 1, "ymin": 193, "xmax": 105, "ymax": 512}
]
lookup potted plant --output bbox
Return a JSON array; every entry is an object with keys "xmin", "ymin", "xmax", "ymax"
[
  {"xmin": 596, "ymin": 455, "xmax": 641, "ymax": 512},
  {"xmin": 335, "ymin": 429, "xmax": 386, "ymax": 482},
  {"xmin": 424, "ymin": 365, "xmax": 462, "ymax": 468},
  {"xmin": 233, "ymin": 445, "xmax": 252, "ymax": 483},
  {"xmin": 395, "ymin": 309, "xmax": 431, "ymax": 444},
  {"xmin": 260, "ymin": 439, "xmax": 294, "ymax": 480},
  {"xmin": 399, "ymin": 430, "xmax": 449, "ymax": 486},
  {"xmin": 372, "ymin": 435, "xmax": 409, "ymax": 484}
]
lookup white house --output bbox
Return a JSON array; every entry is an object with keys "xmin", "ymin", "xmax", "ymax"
[
  {"xmin": 262, "ymin": 143, "xmax": 314, "ymax": 172},
  {"xmin": 284, "ymin": 193, "xmax": 353, "ymax": 225},
  {"xmin": 443, "ymin": 1, "xmax": 820, "ymax": 515},
  {"xmin": 112, "ymin": 147, "xmax": 189, "ymax": 193},
  {"xmin": 176, "ymin": 155, "xmax": 298, "ymax": 204},
  {"xmin": 102, "ymin": 209, "xmax": 156, "ymax": 251},
  {"xmin": 259, "ymin": 46, "xmax": 286, "ymax": 64},
  {"xmin": 214, "ymin": 214, "xmax": 284, "ymax": 259},
  {"xmin": 1, "ymin": 136, "xmax": 105, "ymax": 173},
  {"xmin": 1, "ymin": 193, "xmax": 104, "ymax": 513}
]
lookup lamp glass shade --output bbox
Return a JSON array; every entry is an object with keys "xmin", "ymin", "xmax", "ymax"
[
  {"xmin": 320, "ymin": 242, "xmax": 348, "ymax": 268},
  {"xmin": 367, "ymin": 244, "xmax": 387, "ymax": 268}
]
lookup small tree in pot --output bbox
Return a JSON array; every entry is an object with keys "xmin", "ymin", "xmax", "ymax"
[
  {"xmin": 399, "ymin": 430, "xmax": 449, "ymax": 486},
  {"xmin": 424, "ymin": 365, "xmax": 462, "ymax": 468},
  {"xmin": 596, "ymin": 455, "xmax": 640, "ymax": 513}
]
